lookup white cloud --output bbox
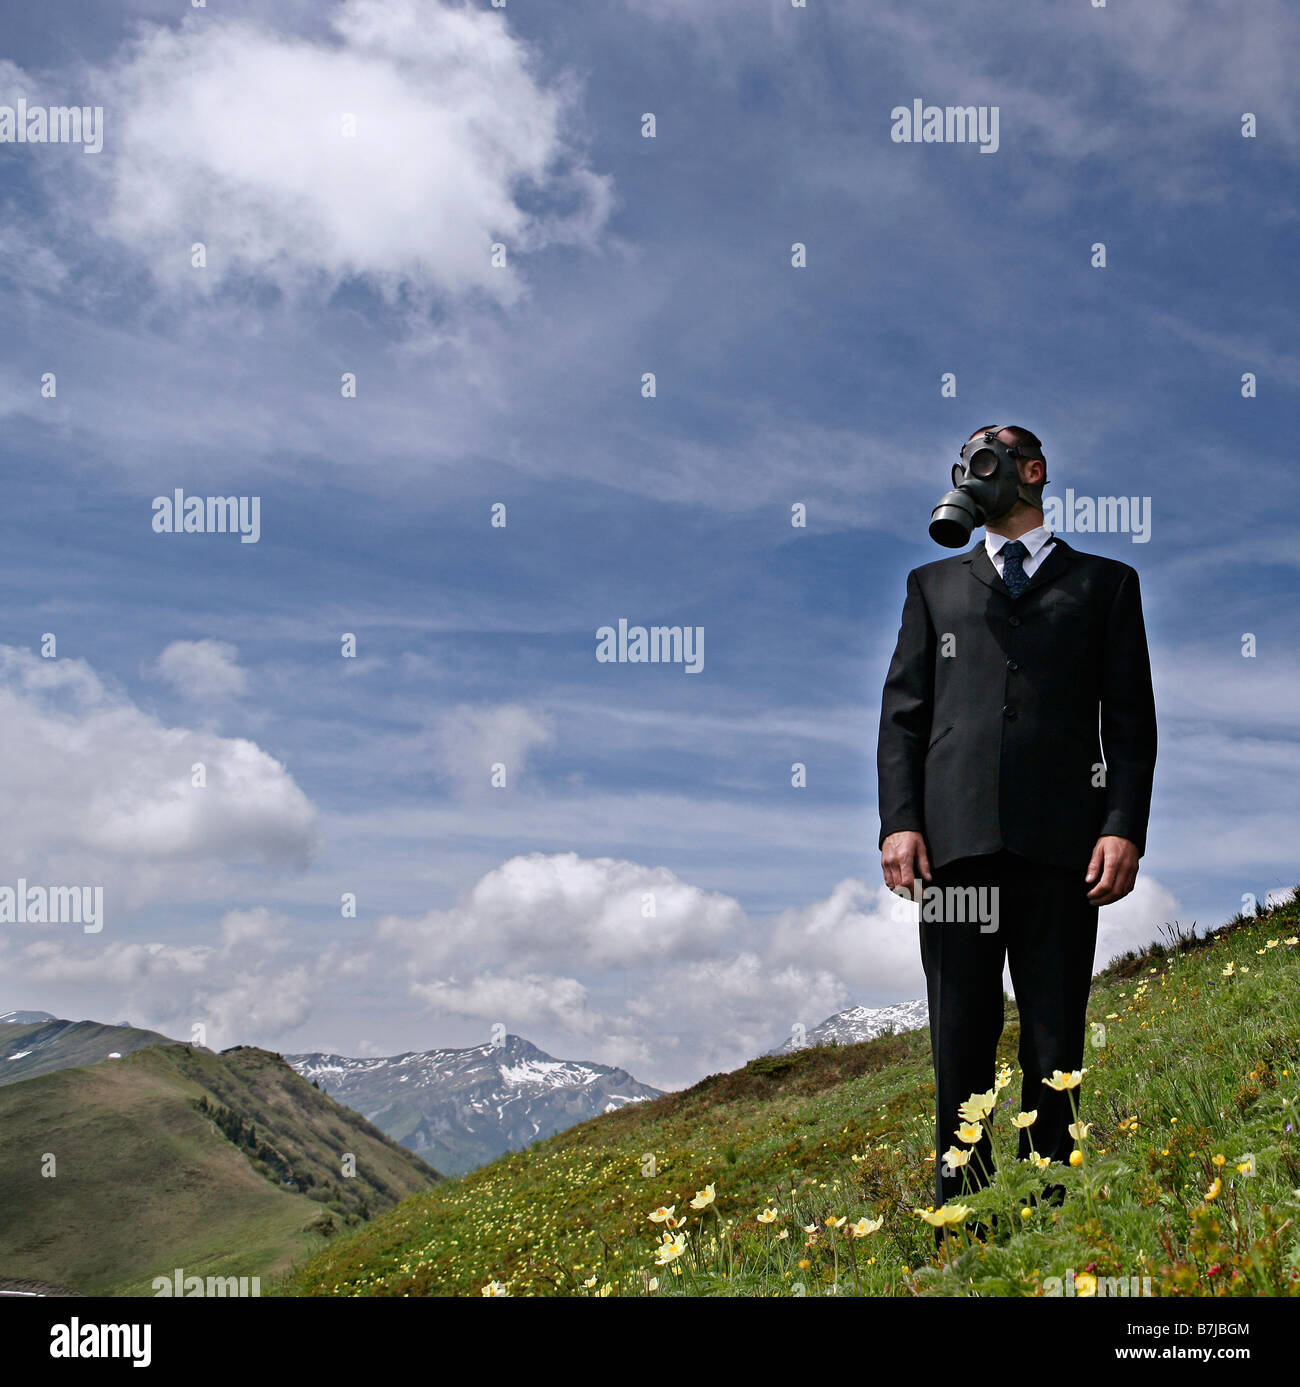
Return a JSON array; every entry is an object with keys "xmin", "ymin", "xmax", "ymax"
[
  {"xmin": 429, "ymin": 703, "xmax": 554, "ymax": 794},
  {"xmin": 1155, "ymin": 649, "xmax": 1300, "ymax": 733},
  {"xmin": 87, "ymin": 0, "xmax": 612, "ymax": 302},
  {"xmin": 769, "ymin": 877, "xmax": 927, "ymax": 999},
  {"xmin": 379, "ymin": 850, "xmax": 741, "ymax": 974},
  {"xmin": 9, "ymin": 907, "xmax": 317, "ymax": 1049},
  {"xmin": 149, "ymin": 639, "xmax": 248, "ymax": 701},
  {"xmin": 0, "ymin": 646, "xmax": 319, "ymax": 904},
  {"xmin": 379, "ymin": 851, "xmax": 844, "ymax": 1080},
  {"xmin": 18, "ymin": 938, "xmax": 211, "ymax": 989},
  {"xmin": 198, "ymin": 965, "xmax": 315, "ymax": 1050},
  {"xmin": 624, "ymin": 952, "xmax": 848, "ymax": 1077},
  {"xmin": 217, "ymin": 905, "xmax": 291, "ymax": 955},
  {"xmin": 411, "ymin": 971, "xmax": 598, "ymax": 1034}
]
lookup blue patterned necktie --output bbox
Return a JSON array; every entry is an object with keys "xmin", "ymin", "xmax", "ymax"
[{"xmin": 999, "ymin": 539, "xmax": 1030, "ymax": 598}]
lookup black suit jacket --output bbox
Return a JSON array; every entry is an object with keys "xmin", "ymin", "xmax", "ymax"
[{"xmin": 876, "ymin": 538, "xmax": 1157, "ymax": 872}]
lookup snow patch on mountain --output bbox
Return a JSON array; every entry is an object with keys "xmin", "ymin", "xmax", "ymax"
[{"xmin": 773, "ymin": 998, "xmax": 929, "ymax": 1053}]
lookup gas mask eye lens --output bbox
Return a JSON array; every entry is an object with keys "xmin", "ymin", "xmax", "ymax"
[
  {"xmin": 968, "ymin": 448, "xmax": 998, "ymax": 478},
  {"xmin": 951, "ymin": 462, "xmax": 965, "ymax": 487}
]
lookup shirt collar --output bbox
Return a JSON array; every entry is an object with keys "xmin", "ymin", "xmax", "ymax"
[{"xmin": 985, "ymin": 523, "xmax": 1054, "ymax": 561}]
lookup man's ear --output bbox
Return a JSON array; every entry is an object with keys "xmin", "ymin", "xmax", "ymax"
[{"xmin": 1020, "ymin": 458, "xmax": 1046, "ymax": 485}]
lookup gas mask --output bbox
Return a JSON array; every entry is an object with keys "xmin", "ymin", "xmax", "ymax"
[{"xmin": 928, "ymin": 429, "xmax": 1048, "ymax": 548}]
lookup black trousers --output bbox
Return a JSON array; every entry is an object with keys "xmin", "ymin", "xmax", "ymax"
[{"xmin": 919, "ymin": 850, "xmax": 1099, "ymax": 1209}]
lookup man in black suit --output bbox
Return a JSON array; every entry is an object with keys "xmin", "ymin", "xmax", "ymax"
[{"xmin": 877, "ymin": 425, "xmax": 1156, "ymax": 1221}]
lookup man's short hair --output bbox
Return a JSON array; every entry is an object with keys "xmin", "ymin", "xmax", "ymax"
[{"xmin": 968, "ymin": 424, "xmax": 1045, "ymax": 460}]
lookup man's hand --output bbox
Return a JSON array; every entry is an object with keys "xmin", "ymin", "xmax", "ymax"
[
  {"xmin": 1085, "ymin": 835, "xmax": 1139, "ymax": 905},
  {"xmin": 882, "ymin": 831, "xmax": 933, "ymax": 894}
]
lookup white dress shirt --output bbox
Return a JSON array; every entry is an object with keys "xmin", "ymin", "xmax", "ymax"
[{"xmin": 985, "ymin": 523, "xmax": 1057, "ymax": 580}]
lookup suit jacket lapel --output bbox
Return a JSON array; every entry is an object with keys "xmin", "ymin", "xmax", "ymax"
[
  {"xmin": 965, "ymin": 543, "xmax": 1009, "ymax": 595},
  {"xmin": 963, "ymin": 535, "xmax": 1074, "ymax": 599}
]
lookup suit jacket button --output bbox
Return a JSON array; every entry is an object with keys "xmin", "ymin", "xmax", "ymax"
[
  {"xmin": 1007, "ymin": 659, "xmax": 1019, "ymax": 670},
  {"xmin": 1008, "ymin": 616, "xmax": 1021, "ymax": 627},
  {"xmin": 1002, "ymin": 705, "xmax": 1016, "ymax": 718}
]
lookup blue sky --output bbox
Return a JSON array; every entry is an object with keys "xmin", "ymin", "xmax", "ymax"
[{"xmin": 0, "ymin": 0, "xmax": 1296, "ymax": 1088}]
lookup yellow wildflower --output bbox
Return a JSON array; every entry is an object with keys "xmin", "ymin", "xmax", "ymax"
[
  {"xmin": 959, "ymin": 1089, "xmax": 998, "ymax": 1122},
  {"xmin": 914, "ymin": 1204, "xmax": 971, "ymax": 1227},
  {"xmin": 654, "ymin": 1233, "xmax": 687, "ymax": 1266},
  {"xmin": 1042, "ymin": 1069, "xmax": 1086, "ymax": 1091}
]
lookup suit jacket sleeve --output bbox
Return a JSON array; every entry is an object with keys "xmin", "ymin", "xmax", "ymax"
[
  {"xmin": 1097, "ymin": 566, "xmax": 1157, "ymax": 854},
  {"xmin": 877, "ymin": 568, "xmax": 936, "ymax": 848}
]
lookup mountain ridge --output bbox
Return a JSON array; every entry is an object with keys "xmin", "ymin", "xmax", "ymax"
[
  {"xmin": 287, "ymin": 1032, "xmax": 663, "ymax": 1176},
  {"xmin": 0, "ymin": 1016, "xmax": 174, "ymax": 1086}
]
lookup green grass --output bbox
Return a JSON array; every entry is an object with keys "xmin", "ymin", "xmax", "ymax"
[
  {"xmin": 281, "ymin": 891, "xmax": 1300, "ymax": 1297},
  {"xmin": 0, "ymin": 1043, "xmax": 439, "ymax": 1295}
]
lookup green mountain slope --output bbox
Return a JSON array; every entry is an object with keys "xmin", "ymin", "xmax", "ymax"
[
  {"xmin": 0, "ymin": 1043, "xmax": 441, "ymax": 1295},
  {"xmin": 284, "ymin": 890, "xmax": 1300, "ymax": 1298},
  {"xmin": 0, "ymin": 1017, "xmax": 173, "ymax": 1086}
]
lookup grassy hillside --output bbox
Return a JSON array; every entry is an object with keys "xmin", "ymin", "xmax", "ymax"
[
  {"xmin": 283, "ymin": 890, "xmax": 1300, "ymax": 1297},
  {"xmin": 0, "ymin": 1043, "xmax": 440, "ymax": 1295},
  {"xmin": 0, "ymin": 1017, "xmax": 173, "ymax": 1086}
]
